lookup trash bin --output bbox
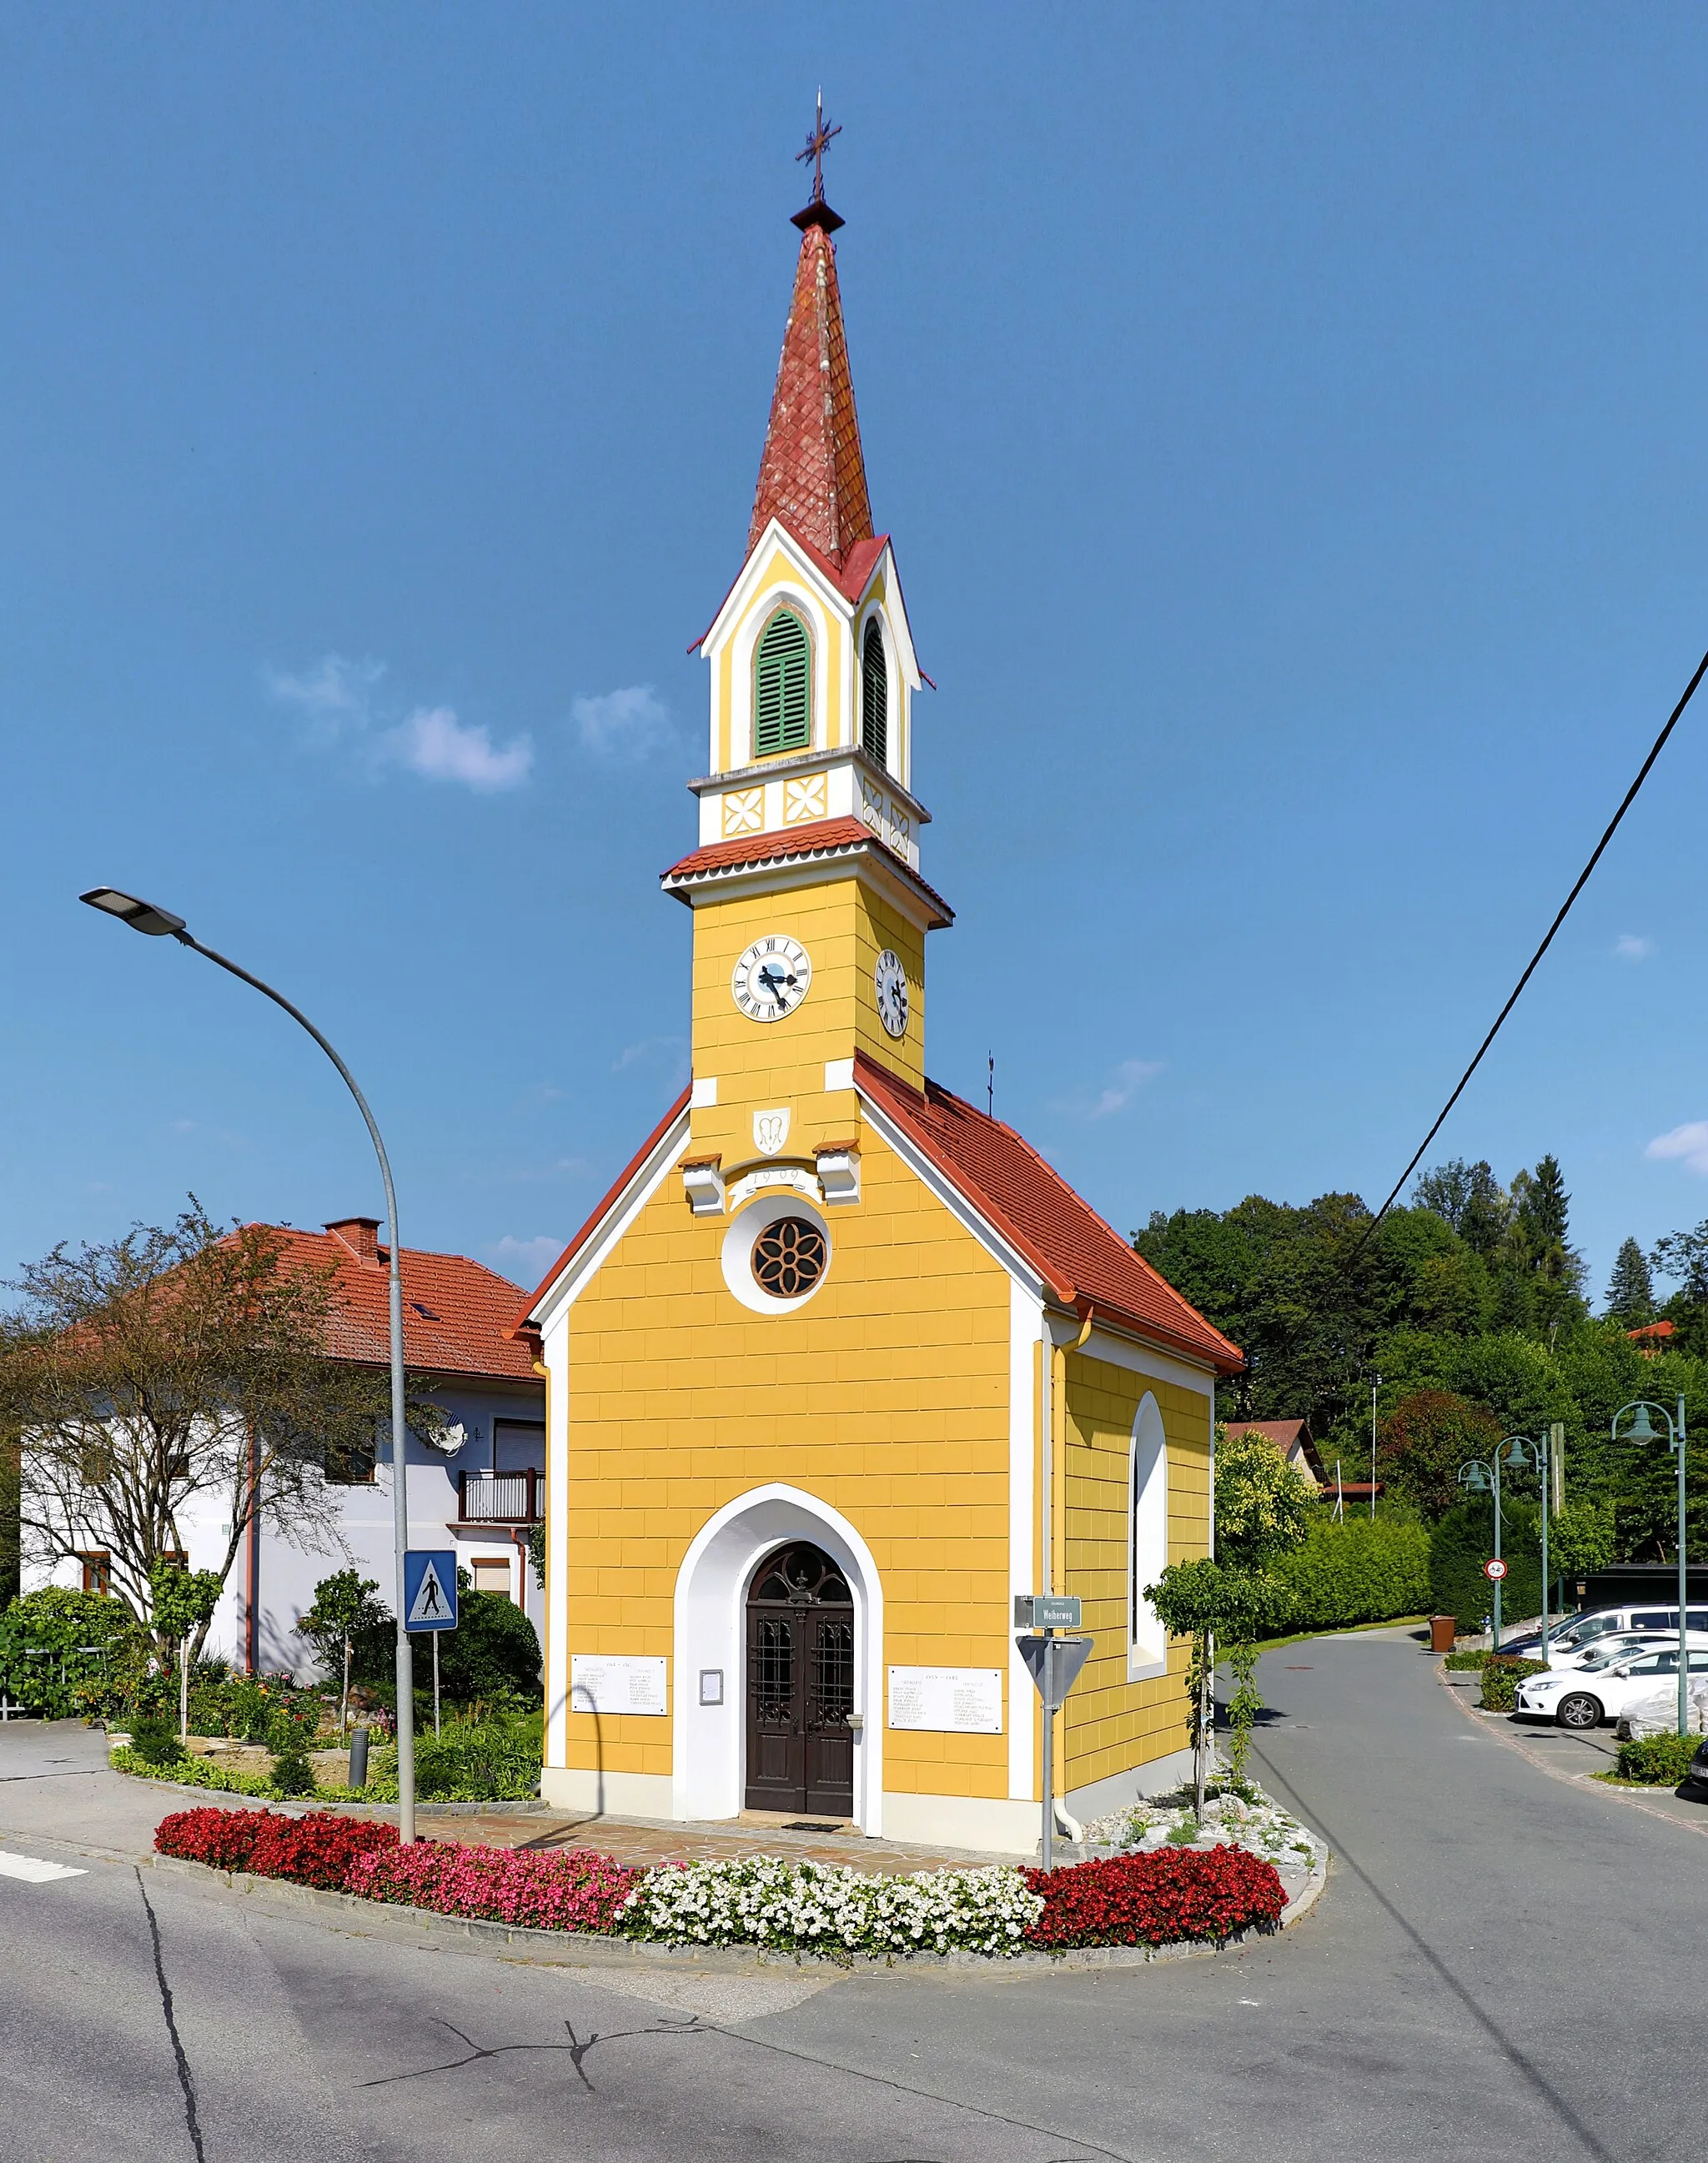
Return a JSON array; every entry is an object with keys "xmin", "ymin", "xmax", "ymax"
[{"xmin": 1429, "ymin": 1614, "xmax": 1457, "ymax": 1654}]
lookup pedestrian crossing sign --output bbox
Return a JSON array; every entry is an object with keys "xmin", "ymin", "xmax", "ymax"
[{"xmin": 404, "ymin": 1550, "xmax": 458, "ymax": 1631}]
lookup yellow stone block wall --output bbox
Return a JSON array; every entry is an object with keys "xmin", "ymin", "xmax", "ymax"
[
  {"xmin": 1059, "ymin": 1350, "xmax": 1212, "ymax": 1794},
  {"xmin": 559, "ymin": 1122, "xmax": 1014, "ymax": 1798}
]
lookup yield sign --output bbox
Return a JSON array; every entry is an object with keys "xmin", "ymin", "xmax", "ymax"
[
  {"xmin": 1017, "ymin": 1634, "xmax": 1094, "ymax": 1709},
  {"xmin": 404, "ymin": 1550, "xmax": 458, "ymax": 1631}
]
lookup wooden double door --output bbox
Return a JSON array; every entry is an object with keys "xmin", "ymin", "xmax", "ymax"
[{"xmin": 744, "ymin": 1542, "xmax": 855, "ymax": 1818}]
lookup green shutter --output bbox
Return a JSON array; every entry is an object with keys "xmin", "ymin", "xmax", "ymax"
[
  {"xmin": 861, "ymin": 619, "xmax": 888, "ymax": 767},
  {"xmin": 755, "ymin": 610, "xmax": 811, "ymax": 755}
]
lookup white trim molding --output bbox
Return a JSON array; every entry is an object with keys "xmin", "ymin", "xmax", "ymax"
[{"xmin": 671, "ymin": 1484, "xmax": 885, "ymax": 1834}]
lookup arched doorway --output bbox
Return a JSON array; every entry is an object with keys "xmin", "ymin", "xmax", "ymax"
[{"xmin": 745, "ymin": 1541, "xmax": 855, "ymax": 1816}]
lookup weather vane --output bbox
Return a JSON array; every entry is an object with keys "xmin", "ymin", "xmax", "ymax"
[{"xmin": 796, "ymin": 90, "xmax": 841, "ymax": 206}]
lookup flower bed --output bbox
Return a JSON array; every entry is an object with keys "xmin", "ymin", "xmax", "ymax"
[
  {"xmin": 1083, "ymin": 1782, "xmax": 1323, "ymax": 1870},
  {"xmin": 153, "ymin": 1808, "xmax": 1289, "ymax": 1959},
  {"xmin": 1025, "ymin": 1844, "xmax": 1285, "ymax": 1950}
]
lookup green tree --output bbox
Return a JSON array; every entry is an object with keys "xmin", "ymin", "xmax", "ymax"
[
  {"xmin": 1213, "ymin": 1426, "xmax": 1315, "ymax": 1566},
  {"xmin": 1603, "ymin": 1238, "xmax": 1655, "ymax": 1325},
  {"xmin": 301, "ymin": 1569, "xmax": 389, "ymax": 1734},
  {"xmin": 1378, "ymin": 1390, "xmax": 1504, "ymax": 1518},
  {"xmin": 148, "ymin": 1559, "xmax": 224, "ymax": 1740},
  {"xmin": 1145, "ymin": 1558, "xmax": 1278, "ymax": 1819},
  {"xmin": 1414, "ymin": 1159, "xmax": 1511, "ymax": 1257}
]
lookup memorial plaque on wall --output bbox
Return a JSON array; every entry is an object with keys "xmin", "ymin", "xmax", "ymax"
[
  {"xmin": 570, "ymin": 1654, "xmax": 669, "ymax": 1716},
  {"xmin": 886, "ymin": 1666, "xmax": 1003, "ymax": 1734}
]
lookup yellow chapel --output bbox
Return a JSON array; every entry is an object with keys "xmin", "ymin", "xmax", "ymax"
[{"xmin": 514, "ymin": 168, "xmax": 1243, "ymax": 1852}]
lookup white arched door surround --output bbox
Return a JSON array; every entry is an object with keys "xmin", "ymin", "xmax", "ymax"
[
  {"xmin": 671, "ymin": 1485, "xmax": 884, "ymax": 1834},
  {"xmin": 1128, "ymin": 1393, "xmax": 1169, "ymax": 1681}
]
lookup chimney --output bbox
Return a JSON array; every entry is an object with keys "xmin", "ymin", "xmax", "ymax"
[{"xmin": 325, "ymin": 1217, "xmax": 382, "ymax": 1262}]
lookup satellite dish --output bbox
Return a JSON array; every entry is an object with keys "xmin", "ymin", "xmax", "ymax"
[{"xmin": 422, "ymin": 1421, "xmax": 467, "ymax": 1458}]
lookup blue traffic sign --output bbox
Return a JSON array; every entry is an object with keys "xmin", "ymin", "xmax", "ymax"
[{"xmin": 403, "ymin": 1550, "xmax": 458, "ymax": 1632}]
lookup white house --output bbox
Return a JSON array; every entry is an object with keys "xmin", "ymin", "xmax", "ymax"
[{"xmin": 30, "ymin": 1217, "xmax": 546, "ymax": 1679}]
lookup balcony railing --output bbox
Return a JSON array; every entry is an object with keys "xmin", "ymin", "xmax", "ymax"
[{"xmin": 458, "ymin": 1468, "xmax": 544, "ymax": 1523}]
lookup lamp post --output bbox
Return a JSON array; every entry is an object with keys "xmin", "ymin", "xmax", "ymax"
[
  {"xmin": 1499, "ymin": 1432, "xmax": 1551, "ymax": 1660},
  {"xmin": 1457, "ymin": 1437, "xmax": 1531, "ymax": 1654},
  {"xmin": 1369, "ymin": 1371, "xmax": 1380, "ymax": 1523},
  {"xmin": 79, "ymin": 887, "xmax": 417, "ymax": 1841},
  {"xmin": 1611, "ymin": 1397, "xmax": 1690, "ymax": 1739}
]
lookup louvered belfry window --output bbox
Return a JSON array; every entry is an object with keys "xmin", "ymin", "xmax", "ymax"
[
  {"xmin": 861, "ymin": 618, "xmax": 888, "ymax": 768},
  {"xmin": 754, "ymin": 609, "xmax": 811, "ymax": 755}
]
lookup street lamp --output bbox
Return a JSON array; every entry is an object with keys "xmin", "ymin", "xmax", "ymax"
[
  {"xmin": 1500, "ymin": 1431, "xmax": 1552, "ymax": 1660},
  {"xmin": 1457, "ymin": 1435, "xmax": 1532, "ymax": 1654},
  {"xmin": 1611, "ymin": 1397, "xmax": 1690, "ymax": 1740},
  {"xmin": 80, "ymin": 886, "xmax": 418, "ymax": 1841}
]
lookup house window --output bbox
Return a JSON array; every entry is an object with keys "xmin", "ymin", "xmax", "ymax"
[
  {"xmin": 751, "ymin": 1217, "xmax": 827, "ymax": 1299},
  {"xmin": 861, "ymin": 618, "xmax": 888, "ymax": 768},
  {"xmin": 79, "ymin": 1439, "xmax": 111, "ymax": 1487},
  {"xmin": 324, "ymin": 1438, "xmax": 377, "ymax": 1485},
  {"xmin": 78, "ymin": 1551, "xmax": 111, "ymax": 1596},
  {"xmin": 754, "ymin": 609, "xmax": 811, "ymax": 755},
  {"xmin": 470, "ymin": 1557, "xmax": 513, "ymax": 1602},
  {"xmin": 1128, "ymin": 1394, "xmax": 1168, "ymax": 1675}
]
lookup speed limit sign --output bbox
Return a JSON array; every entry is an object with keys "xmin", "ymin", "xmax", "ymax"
[{"xmin": 1484, "ymin": 1558, "xmax": 1508, "ymax": 1581}]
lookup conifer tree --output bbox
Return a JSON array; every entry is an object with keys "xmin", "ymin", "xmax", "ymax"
[{"xmin": 1603, "ymin": 1237, "xmax": 1655, "ymax": 1324}]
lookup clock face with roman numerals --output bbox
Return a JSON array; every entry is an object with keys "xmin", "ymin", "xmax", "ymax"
[
  {"xmin": 874, "ymin": 948, "xmax": 909, "ymax": 1038},
  {"xmin": 731, "ymin": 935, "xmax": 812, "ymax": 1023}
]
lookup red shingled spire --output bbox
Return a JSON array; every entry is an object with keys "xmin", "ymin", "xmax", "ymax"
[{"xmin": 747, "ymin": 216, "xmax": 874, "ymax": 570}]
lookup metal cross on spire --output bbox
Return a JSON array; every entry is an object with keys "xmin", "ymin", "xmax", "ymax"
[{"xmin": 796, "ymin": 90, "xmax": 841, "ymax": 205}]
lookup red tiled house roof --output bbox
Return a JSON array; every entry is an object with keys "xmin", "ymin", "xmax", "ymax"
[
  {"xmin": 854, "ymin": 1056, "xmax": 1243, "ymax": 1375},
  {"xmin": 255, "ymin": 1222, "xmax": 541, "ymax": 1384}
]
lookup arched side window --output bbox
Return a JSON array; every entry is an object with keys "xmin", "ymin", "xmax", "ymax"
[
  {"xmin": 861, "ymin": 617, "xmax": 888, "ymax": 768},
  {"xmin": 1129, "ymin": 1394, "xmax": 1168, "ymax": 1677},
  {"xmin": 754, "ymin": 608, "xmax": 811, "ymax": 756}
]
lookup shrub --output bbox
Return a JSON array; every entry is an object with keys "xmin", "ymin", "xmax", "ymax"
[
  {"xmin": 1479, "ymin": 1657, "xmax": 1547, "ymax": 1711},
  {"xmin": 1266, "ymin": 1516, "xmax": 1433, "ymax": 1632},
  {"xmin": 351, "ymin": 1841, "xmax": 641, "ymax": 1931},
  {"xmin": 1443, "ymin": 1649, "xmax": 1490, "ymax": 1672},
  {"xmin": 1614, "ymin": 1733, "xmax": 1698, "ymax": 1785},
  {"xmin": 0, "ymin": 1587, "xmax": 151, "ymax": 1719},
  {"xmin": 413, "ymin": 1721, "xmax": 541, "ymax": 1802},
  {"xmin": 128, "ymin": 1713, "xmax": 186, "ymax": 1767},
  {"xmin": 112, "ymin": 1746, "xmax": 284, "ymax": 1799},
  {"xmin": 269, "ymin": 1745, "xmax": 316, "ymax": 1797},
  {"xmin": 1024, "ymin": 1845, "xmax": 1286, "ymax": 1951}
]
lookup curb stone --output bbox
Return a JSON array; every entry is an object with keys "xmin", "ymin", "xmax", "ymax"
[{"xmin": 143, "ymin": 1846, "xmax": 1327, "ymax": 1977}]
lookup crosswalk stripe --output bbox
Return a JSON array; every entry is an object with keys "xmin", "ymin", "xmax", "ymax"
[{"xmin": 0, "ymin": 1849, "xmax": 87, "ymax": 1883}]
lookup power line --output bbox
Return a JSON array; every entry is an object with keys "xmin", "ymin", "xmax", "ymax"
[{"xmin": 1352, "ymin": 641, "xmax": 1708, "ymax": 1261}]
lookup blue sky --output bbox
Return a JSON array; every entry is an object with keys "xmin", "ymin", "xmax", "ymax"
[{"xmin": 7, "ymin": 5, "xmax": 1708, "ymax": 1307}]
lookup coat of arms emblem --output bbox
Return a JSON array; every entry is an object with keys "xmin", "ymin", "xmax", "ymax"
[{"xmin": 753, "ymin": 1107, "xmax": 791, "ymax": 1157}]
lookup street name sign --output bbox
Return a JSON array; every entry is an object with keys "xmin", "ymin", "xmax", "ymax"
[
  {"xmin": 1017, "ymin": 1634, "xmax": 1094, "ymax": 1709},
  {"xmin": 1014, "ymin": 1593, "xmax": 1082, "ymax": 1631},
  {"xmin": 404, "ymin": 1550, "xmax": 458, "ymax": 1631}
]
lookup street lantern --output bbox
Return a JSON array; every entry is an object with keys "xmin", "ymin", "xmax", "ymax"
[
  {"xmin": 79, "ymin": 886, "xmax": 419, "ymax": 1840},
  {"xmin": 1457, "ymin": 1455, "xmax": 1502, "ymax": 1651},
  {"xmin": 1612, "ymin": 1397, "xmax": 1690, "ymax": 1739},
  {"xmin": 1500, "ymin": 1432, "xmax": 1553, "ymax": 1659}
]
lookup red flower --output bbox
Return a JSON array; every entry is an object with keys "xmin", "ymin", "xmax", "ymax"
[{"xmin": 1023, "ymin": 1845, "xmax": 1286, "ymax": 1950}]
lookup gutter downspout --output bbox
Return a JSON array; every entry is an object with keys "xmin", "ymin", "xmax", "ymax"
[{"xmin": 1043, "ymin": 1302, "xmax": 1094, "ymax": 1845}]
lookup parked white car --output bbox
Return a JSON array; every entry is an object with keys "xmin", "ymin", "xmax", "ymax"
[
  {"xmin": 1550, "ymin": 1629, "xmax": 1708, "ymax": 1673},
  {"xmin": 1515, "ymin": 1646, "xmax": 1708, "ymax": 1729}
]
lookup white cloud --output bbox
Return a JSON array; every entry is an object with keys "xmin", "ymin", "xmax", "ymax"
[
  {"xmin": 573, "ymin": 685, "xmax": 672, "ymax": 760},
  {"xmin": 381, "ymin": 706, "xmax": 532, "ymax": 792},
  {"xmin": 267, "ymin": 653, "xmax": 530, "ymax": 792},
  {"xmin": 488, "ymin": 1234, "xmax": 565, "ymax": 1282},
  {"xmin": 1646, "ymin": 1122, "xmax": 1708, "ymax": 1175},
  {"xmin": 265, "ymin": 654, "xmax": 386, "ymax": 740},
  {"xmin": 1088, "ymin": 1059, "xmax": 1165, "ymax": 1119},
  {"xmin": 1615, "ymin": 934, "xmax": 1655, "ymax": 961}
]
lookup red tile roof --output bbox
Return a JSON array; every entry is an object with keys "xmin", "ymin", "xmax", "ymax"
[
  {"xmin": 509, "ymin": 1088, "xmax": 694, "ymax": 1344},
  {"xmin": 251, "ymin": 1225, "xmax": 542, "ymax": 1384},
  {"xmin": 661, "ymin": 816, "xmax": 954, "ymax": 927},
  {"xmin": 748, "ymin": 220, "xmax": 872, "ymax": 570},
  {"xmin": 854, "ymin": 1055, "xmax": 1245, "ymax": 1376}
]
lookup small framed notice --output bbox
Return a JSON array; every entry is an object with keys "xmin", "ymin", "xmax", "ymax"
[
  {"xmin": 887, "ymin": 1666, "xmax": 1003, "ymax": 1735},
  {"xmin": 570, "ymin": 1654, "xmax": 668, "ymax": 1717}
]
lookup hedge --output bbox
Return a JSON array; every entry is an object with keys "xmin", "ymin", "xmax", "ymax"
[
  {"xmin": 1264, "ymin": 1517, "xmax": 1432, "ymax": 1632},
  {"xmin": 1613, "ymin": 1734, "xmax": 1698, "ymax": 1785},
  {"xmin": 1429, "ymin": 1502, "xmax": 1544, "ymax": 1631}
]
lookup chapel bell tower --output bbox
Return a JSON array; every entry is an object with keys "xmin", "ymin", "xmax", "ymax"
[{"xmin": 661, "ymin": 115, "xmax": 952, "ymax": 1201}]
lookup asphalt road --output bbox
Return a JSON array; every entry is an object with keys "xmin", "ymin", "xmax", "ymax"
[{"xmin": 2, "ymin": 1633, "xmax": 1703, "ymax": 2163}]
